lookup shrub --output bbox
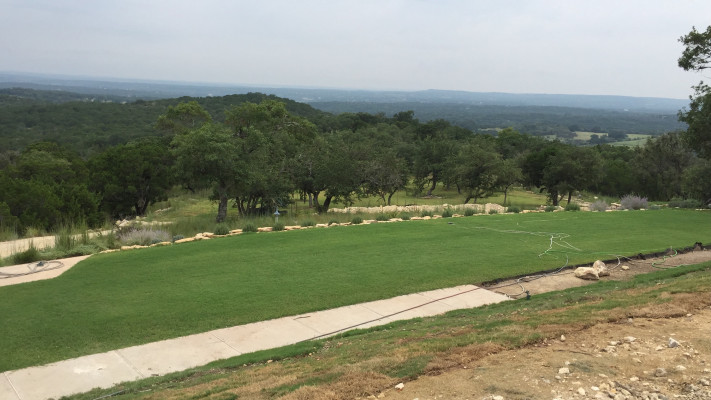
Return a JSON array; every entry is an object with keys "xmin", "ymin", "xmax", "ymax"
[
  {"xmin": 620, "ymin": 194, "xmax": 648, "ymax": 210},
  {"xmin": 242, "ymin": 223, "xmax": 258, "ymax": 233},
  {"xmin": 11, "ymin": 245, "xmax": 40, "ymax": 264},
  {"xmin": 118, "ymin": 228, "xmax": 171, "ymax": 246},
  {"xmin": 564, "ymin": 203, "xmax": 580, "ymax": 212},
  {"xmin": 272, "ymin": 222, "xmax": 285, "ymax": 232},
  {"xmin": 300, "ymin": 220, "xmax": 316, "ymax": 227},
  {"xmin": 589, "ymin": 200, "xmax": 609, "ymax": 212},
  {"xmin": 668, "ymin": 197, "xmax": 702, "ymax": 209},
  {"xmin": 213, "ymin": 224, "xmax": 230, "ymax": 236},
  {"xmin": 420, "ymin": 210, "xmax": 434, "ymax": 217},
  {"xmin": 351, "ymin": 216, "xmax": 363, "ymax": 225},
  {"xmin": 507, "ymin": 206, "xmax": 521, "ymax": 214},
  {"xmin": 463, "ymin": 208, "xmax": 477, "ymax": 216},
  {"xmin": 328, "ymin": 219, "xmax": 340, "ymax": 226},
  {"xmin": 375, "ymin": 214, "xmax": 390, "ymax": 221},
  {"xmin": 172, "ymin": 234, "xmax": 185, "ymax": 242},
  {"xmin": 441, "ymin": 208, "xmax": 454, "ymax": 218},
  {"xmin": 400, "ymin": 213, "xmax": 411, "ymax": 221},
  {"xmin": 544, "ymin": 205, "xmax": 556, "ymax": 212},
  {"xmin": 488, "ymin": 209, "xmax": 498, "ymax": 215}
]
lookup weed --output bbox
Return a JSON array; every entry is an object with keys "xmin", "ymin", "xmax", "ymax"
[
  {"xmin": 272, "ymin": 222, "xmax": 286, "ymax": 232},
  {"xmin": 441, "ymin": 208, "xmax": 454, "ymax": 218},
  {"xmin": 464, "ymin": 208, "xmax": 476, "ymax": 216},
  {"xmin": 507, "ymin": 206, "xmax": 521, "ymax": 214},
  {"xmin": 375, "ymin": 214, "xmax": 389, "ymax": 221},
  {"xmin": 420, "ymin": 210, "xmax": 434, "ymax": 217},
  {"xmin": 328, "ymin": 219, "xmax": 340, "ymax": 226},
  {"xmin": 118, "ymin": 228, "xmax": 171, "ymax": 246},
  {"xmin": 301, "ymin": 220, "xmax": 316, "ymax": 227},
  {"xmin": 544, "ymin": 205, "xmax": 556, "ymax": 212},
  {"xmin": 400, "ymin": 213, "xmax": 411, "ymax": 221},
  {"xmin": 351, "ymin": 216, "xmax": 363, "ymax": 225},
  {"xmin": 488, "ymin": 209, "xmax": 498, "ymax": 215},
  {"xmin": 11, "ymin": 244, "xmax": 40, "ymax": 264}
]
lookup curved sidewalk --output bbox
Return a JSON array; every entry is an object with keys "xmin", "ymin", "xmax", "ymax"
[{"xmin": 1, "ymin": 285, "xmax": 509, "ymax": 400}]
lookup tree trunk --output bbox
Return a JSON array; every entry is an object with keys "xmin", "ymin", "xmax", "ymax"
[
  {"xmin": 426, "ymin": 172, "xmax": 438, "ymax": 196},
  {"xmin": 387, "ymin": 191, "xmax": 395, "ymax": 206},
  {"xmin": 308, "ymin": 192, "xmax": 313, "ymax": 208},
  {"xmin": 321, "ymin": 195, "xmax": 333, "ymax": 213},
  {"xmin": 463, "ymin": 195, "xmax": 472, "ymax": 204},
  {"xmin": 566, "ymin": 191, "xmax": 572, "ymax": 205},
  {"xmin": 503, "ymin": 187, "xmax": 509, "ymax": 206},
  {"xmin": 216, "ymin": 192, "xmax": 228, "ymax": 223}
]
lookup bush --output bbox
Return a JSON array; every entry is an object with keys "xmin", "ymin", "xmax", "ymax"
[
  {"xmin": 328, "ymin": 219, "xmax": 340, "ymax": 226},
  {"xmin": 375, "ymin": 214, "xmax": 389, "ymax": 221},
  {"xmin": 668, "ymin": 197, "xmax": 702, "ymax": 209},
  {"xmin": 488, "ymin": 209, "xmax": 498, "ymax": 215},
  {"xmin": 463, "ymin": 208, "xmax": 477, "ymax": 216},
  {"xmin": 172, "ymin": 234, "xmax": 184, "ymax": 242},
  {"xmin": 589, "ymin": 200, "xmax": 609, "ymax": 212},
  {"xmin": 300, "ymin": 220, "xmax": 316, "ymax": 227},
  {"xmin": 400, "ymin": 213, "xmax": 411, "ymax": 221},
  {"xmin": 544, "ymin": 205, "xmax": 556, "ymax": 212},
  {"xmin": 272, "ymin": 222, "xmax": 285, "ymax": 232},
  {"xmin": 507, "ymin": 206, "xmax": 521, "ymax": 214},
  {"xmin": 118, "ymin": 228, "xmax": 171, "ymax": 246},
  {"xmin": 620, "ymin": 194, "xmax": 648, "ymax": 210},
  {"xmin": 420, "ymin": 210, "xmax": 434, "ymax": 217},
  {"xmin": 242, "ymin": 223, "xmax": 258, "ymax": 233},
  {"xmin": 564, "ymin": 203, "xmax": 580, "ymax": 212},
  {"xmin": 213, "ymin": 224, "xmax": 230, "ymax": 236},
  {"xmin": 440, "ymin": 208, "xmax": 454, "ymax": 218},
  {"xmin": 351, "ymin": 216, "xmax": 363, "ymax": 225},
  {"xmin": 11, "ymin": 245, "xmax": 40, "ymax": 264}
]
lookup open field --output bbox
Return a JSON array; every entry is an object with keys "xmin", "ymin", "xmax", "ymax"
[
  {"xmin": 67, "ymin": 260, "xmax": 711, "ymax": 400},
  {"xmin": 0, "ymin": 209, "xmax": 708, "ymax": 372}
]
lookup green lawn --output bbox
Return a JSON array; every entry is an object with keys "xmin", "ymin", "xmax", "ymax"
[{"xmin": 1, "ymin": 209, "xmax": 708, "ymax": 371}]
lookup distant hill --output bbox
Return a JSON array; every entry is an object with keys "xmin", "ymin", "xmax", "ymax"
[{"xmin": 0, "ymin": 72, "xmax": 689, "ymax": 113}]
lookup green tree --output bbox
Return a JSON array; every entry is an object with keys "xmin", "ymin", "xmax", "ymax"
[
  {"xmin": 682, "ymin": 159, "xmax": 711, "ymax": 205},
  {"xmin": 89, "ymin": 138, "xmax": 173, "ymax": 217},
  {"xmin": 678, "ymin": 26, "xmax": 711, "ymax": 158},
  {"xmin": 631, "ymin": 132, "xmax": 694, "ymax": 200},
  {"xmin": 452, "ymin": 138, "xmax": 502, "ymax": 204},
  {"xmin": 495, "ymin": 158, "xmax": 523, "ymax": 205}
]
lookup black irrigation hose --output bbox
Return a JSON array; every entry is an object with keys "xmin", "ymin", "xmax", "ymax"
[{"xmin": 0, "ymin": 260, "xmax": 64, "ymax": 279}]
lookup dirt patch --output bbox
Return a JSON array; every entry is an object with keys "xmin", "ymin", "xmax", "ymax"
[
  {"xmin": 490, "ymin": 249, "xmax": 711, "ymax": 298},
  {"xmin": 381, "ymin": 306, "xmax": 711, "ymax": 400}
]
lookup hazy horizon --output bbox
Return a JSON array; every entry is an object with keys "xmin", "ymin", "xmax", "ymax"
[{"xmin": 2, "ymin": 1, "xmax": 710, "ymax": 99}]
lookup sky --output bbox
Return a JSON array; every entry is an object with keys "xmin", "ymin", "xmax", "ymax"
[{"xmin": 1, "ymin": 0, "xmax": 710, "ymax": 99}]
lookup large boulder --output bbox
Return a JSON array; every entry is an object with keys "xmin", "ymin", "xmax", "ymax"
[
  {"xmin": 574, "ymin": 267, "xmax": 599, "ymax": 280},
  {"xmin": 593, "ymin": 260, "xmax": 610, "ymax": 276}
]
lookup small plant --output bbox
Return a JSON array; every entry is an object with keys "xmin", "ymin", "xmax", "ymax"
[
  {"xmin": 12, "ymin": 245, "xmax": 40, "ymax": 264},
  {"xmin": 328, "ymin": 219, "xmax": 339, "ymax": 226},
  {"xmin": 272, "ymin": 222, "xmax": 285, "ymax": 232},
  {"xmin": 507, "ymin": 206, "xmax": 521, "ymax": 214},
  {"xmin": 620, "ymin": 194, "xmax": 648, "ymax": 210},
  {"xmin": 172, "ymin": 234, "xmax": 185, "ymax": 242},
  {"xmin": 488, "ymin": 209, "xmax": 498, "ymax": 215},
  {"xmin": 544, "ymin": 205, "xmax": 556, "ymax": 212},
  {"xmin": 441, "ymin": 208, "xmax": 454, "ymax": 218},
  {"xmin": 242, "ymin": 223, "xmax": 258, "ymax": 233},
  {"xmin": 351, "ymin": 216, "xmax": 363, "ymax": 225},
  {"xmin": 589, "ymin": 200, "xmax": 609, "ymax": 212},
  {"xmin": 118, "ymin": 228, "xmax": 171, "ymax": 246},
  {"xmin": 375, "ymin": 214, "xmax": 389, "ymax": 221},
  {"xmin": 564, "ymin": 203, "xmax": 580, "ymax": 212},
  {"xmin": 420, "ymin": 210, "xmax": 434, "ymax": 217},
  {"xmin": 213, "ymin": 224, "xmax": 230, "ymax": 236},
  {"xmin": 463, "ymin": 208, "xmax": 476, "ymax": 216},
  {"xmin": 400, "ymin": 213, "xmax": 411, "ymax": 221},
  {"xmin": 300, "ymin": 220, "xmax": 316, "ymax": 227}
]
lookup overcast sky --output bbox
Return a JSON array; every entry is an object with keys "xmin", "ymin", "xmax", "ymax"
[{"xmin": 1, "ymin": 1, "xmax": 710, "ymax": 99}]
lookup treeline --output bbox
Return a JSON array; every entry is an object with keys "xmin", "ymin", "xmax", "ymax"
[
  {"xmin": 1, "ymin": 97, "xmax": 709, "ymax": 235},
  {"xmin": 310, "ymin": 101, "xmax": 685, "ymax": 138}
]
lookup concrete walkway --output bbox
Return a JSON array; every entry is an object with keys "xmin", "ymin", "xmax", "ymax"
[{"xmin": 0, "ymin": 285, "xmax": 510, "ymax": 400}]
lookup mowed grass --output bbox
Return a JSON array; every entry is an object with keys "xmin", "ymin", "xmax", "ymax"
[{"xmin": 0, "ymin": 209, "xmax": 708, "ymax": 371}]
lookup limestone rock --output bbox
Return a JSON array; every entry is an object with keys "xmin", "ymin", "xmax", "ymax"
[
  {"xmin": 593, "ymin": 260, "xmax": 610, "ymax": 276},
  {"xmin": 621, "ymin": 265, "xmax": 630, "ymax": 270},
  {"xmin": 669, "ymin": 338, "xmax": 680, "ymax": 348},
  {"xmin": 655, "ymin": 367, "xmax": 668, "ymax": 377},
  {"xmin": 575, "ymin": 267, "xmax": 599, "ymax": 280},
  {"xmin": 558, "ymin": 367, "xmax": 570, "ymax": 374}
]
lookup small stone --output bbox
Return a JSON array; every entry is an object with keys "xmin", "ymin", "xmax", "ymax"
[
  {"xmin": 492, "ymin": 396, "xmax": 504, "ymax": 400},
  {"xmin": 578, "ymin": 387, "xmax": 586, "ymax": 396},
  {"xmin": 669, "ymin": 338, "xmax": 680, "ymax": 348},
  {"xmin": 655, "ymin": 368, "xmax": 668, "ymax": 377},
  {"xmin": 591, "ymin": 386, "xmax": 600, "ymax": 391},
  {"xmin": 700, "ymin": 378, "xmax": 710, "ymax": 386},
  {"xmin": 609, "ymin": 341, "xmax": 620, "ymax": 346},
  {"xmin": 559, "ymin": 367, "xmax": 570, "ymax": 375},
  {"xmin": 395, "ymin": 383, "xmax": 404, "ymax": 390},
  {"xmin": 624, "ymin": 336, "xmax": 636, "ymax": 343},
  {"xmin": 630, "ymin": 376, "xmax": 639, "ymax": 381},
  {"xmin": 633, "ymin": 358, "xmax": 642, "ymax": 363},
  {"xmin": 621, "ymin": 265, "xmax": 630, "ymax": 270},
  {"xmin": 561, "ymin": 335, "xmax": 566, "ymax": 342},
  {"xmin": 675, "ymin": 365, "xmax": 687, "ymax": 372},
  {"xmin": 600, "ymin": 383, "xmax": 610, "ymax": 390},
  {"xmin": 656, "ymin": 345, "xmax": 665, "ymax": 351}
]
